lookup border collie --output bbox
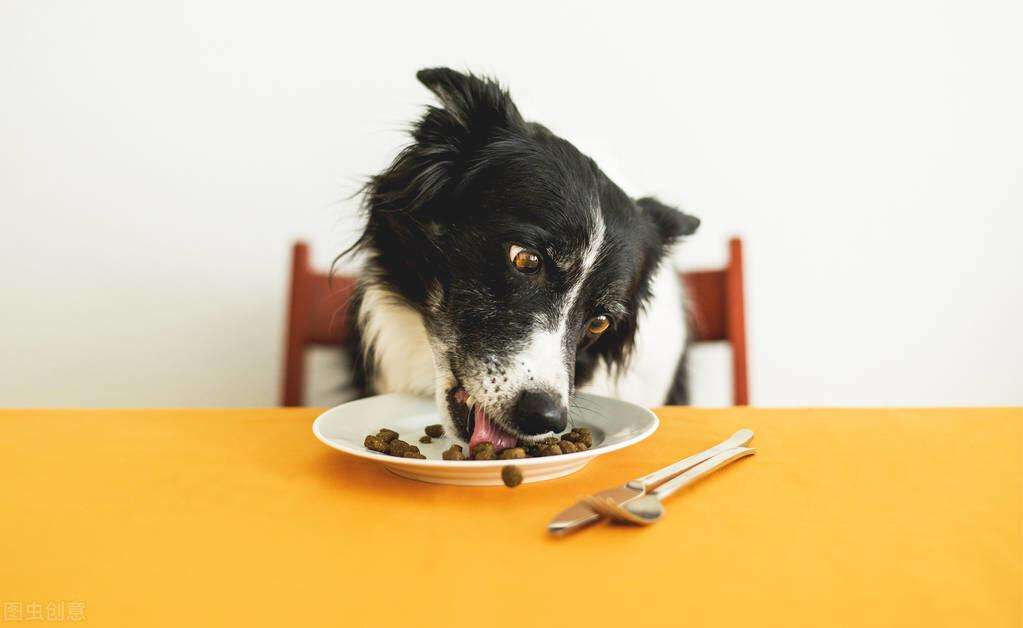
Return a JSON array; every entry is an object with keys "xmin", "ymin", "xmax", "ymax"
[{"xmin": 344, "ymin": 68, "xmax": 699, "ymax": 448}]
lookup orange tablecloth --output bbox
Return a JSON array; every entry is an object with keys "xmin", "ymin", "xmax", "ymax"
[{"xmin": 1, "ymin": 408, "xmax": 1020, "ymax": 627}]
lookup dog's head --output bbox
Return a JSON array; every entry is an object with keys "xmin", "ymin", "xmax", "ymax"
[{"xmin": 358, "ymin": 68, "xmax": 698, "ymax": 446}]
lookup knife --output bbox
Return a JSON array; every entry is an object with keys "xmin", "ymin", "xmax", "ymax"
[{"xmin": 547, "ymin": 428, "xmax": 754, "ymax": 535}]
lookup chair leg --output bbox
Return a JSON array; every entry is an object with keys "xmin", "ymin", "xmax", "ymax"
[
  {"xmin": 282, "ymin": 242, "xmax": 310, "ymax": 406},
  {"xmin": 727, "ymin": 238, "xmax": 749, "ymax": 405}
]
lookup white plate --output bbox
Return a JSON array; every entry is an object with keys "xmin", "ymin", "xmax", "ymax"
[{"xmin": 312, "ymin": 392, "xmax": 658, "ymax": 486}]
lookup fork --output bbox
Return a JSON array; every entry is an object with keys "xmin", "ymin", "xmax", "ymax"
[{"xmin": 585, "ymin": 446, "xmax": 756, "ymax": 525}]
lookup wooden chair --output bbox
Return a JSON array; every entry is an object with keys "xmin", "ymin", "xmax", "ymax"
[
  {"xmin": 281, "ymin": 238, "xmax": 748, "ymax": 406},
  {"xmin": 681, "ymin": 238, "xmax": 749, "ymax": 405}
]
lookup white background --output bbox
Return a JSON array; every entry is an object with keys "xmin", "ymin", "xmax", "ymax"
[{"xmin": 2, "ymin": 0, "xmax": 1021, "ymax": 408}]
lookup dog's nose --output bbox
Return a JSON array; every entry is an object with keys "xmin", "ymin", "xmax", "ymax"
[{"xmin": 514, "ymin": 390, "xmax": 567, "ymax": 435}]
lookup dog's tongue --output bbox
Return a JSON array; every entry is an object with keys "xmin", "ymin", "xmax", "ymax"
[{"xmin": 469, "ymin": 404, "xmax": 518, "ymax": 451}]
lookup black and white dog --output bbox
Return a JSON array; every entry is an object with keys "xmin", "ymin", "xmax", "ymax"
[{"xmin": 344, "ymin": 68, "xmax": 699, "ymax": 449}]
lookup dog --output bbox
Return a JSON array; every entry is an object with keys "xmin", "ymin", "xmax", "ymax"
[{"xmin": 343, "ymin": 68, "xmax": 699, "ymax": 448}]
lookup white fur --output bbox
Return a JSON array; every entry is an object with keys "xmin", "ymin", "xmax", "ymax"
[
  {"xmin": 358, "ymin": 282, "xmax": 436, "ymax": 396},
  {"xmin": 503, "ymin": 326, "xmax": 571, "ymax": 403},
  {"xmin": 581, "ymin": 254, "xmax": 687, "ymax": 405}
]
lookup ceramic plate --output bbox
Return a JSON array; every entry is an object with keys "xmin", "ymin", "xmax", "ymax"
[{"xmin": 313, "ymin": 392, "xmax": 658, "ymax": 486}]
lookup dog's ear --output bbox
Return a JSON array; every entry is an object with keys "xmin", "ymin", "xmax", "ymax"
[
  {"xmin": 636, "ymin": 197, "xmax": 700, "ymax": 244},
  {"xmin": 415, "ymin": 67, "xmax": 525, "ymax": 135},
  {"xmin": 366, "ymin": 68, "xmax": 525, "ymax": 216}
]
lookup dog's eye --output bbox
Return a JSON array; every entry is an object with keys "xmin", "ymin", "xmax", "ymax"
[
  {"xmin": 586, "ymin": 315, "xmax": 611, "ymax": 336},
  {"xmin": 509, "ymin": 245, "xmax": 542, "ymax": 274}
]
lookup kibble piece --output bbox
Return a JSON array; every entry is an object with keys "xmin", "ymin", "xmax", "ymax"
[
  {"xmin": 501, "ymin": 465, "xmax": 523, "ymax": 488},
  {"xmin": 424, "ymin": 424, "xmax": 445, "ymax": 438},
  {"xmin": 402, "ymin": 451, "xmax": 427, "ymax": 459},
  {"xmin": 419, "ymin": 436, "xmax": 432, "ymax": 444},
  {"xmin": 558, "ymin": 440, "xmax": 579, "ymax": 454},
  {"xmin": 517, "ymin": 439, "xmax": 542, "ymax": 454},
  {"xmin": 567, "ymin": 428, "xmax": 593, "ymax": 447},
  {"xmin": 576, "ymin": 427, "xmax": 593, "ymax": 445},
  {"xmin": 574, "ymin": 440, "xmax": 589, "ymax": 451},
  {"xmin": 376, "ymin": 428, "xmax": 399, "ymax": 443},
  {"xmin": 364, "ymin": 435, "xmax": 389, "ymax": 453},
  {"xmin": 498, "ymin": 447, "xmax": 527, "ymax": 460},
  {"xmin": 442, "ymin": 444, "xmax": 466, "ymax": 461},
  {"xmin": 541, "ymin": 436, "xmax": 561, "ymax": 447},
  {"xmin": 387, "ymin": 439, "xmax": 413, "ymax": 456},
  {"xmin": 538, "ymin": 444, "xmax": 563, "ymax": 457},
  {"xmin": 471, "ymin": 442, "xmax": 496, "ymax": 460}
]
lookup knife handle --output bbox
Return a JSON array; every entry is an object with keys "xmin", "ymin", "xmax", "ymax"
[
  {"xmin": 650, "ymin": 446, "xmax": 756, "ymax": 500},
  {"xmin": 631, "ymin": 428, "xmax": 754, "ymax": 490}
]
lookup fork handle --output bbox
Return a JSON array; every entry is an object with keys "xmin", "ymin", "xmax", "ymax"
[
  {"xmin": 631, "ymin": 428, "xmax": 754, "ymax": 490},
  {"xmin": 650, "ymin": 446, "xmax": 756, "ymax": 500}
]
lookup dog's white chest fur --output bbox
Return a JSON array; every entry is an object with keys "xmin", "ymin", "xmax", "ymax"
[
  {"xmin": 357, "ymin": 283, "xmax": 437, "ymax": 397},
  {"xmin": 359, "ymin": 259, "xmax": 686, "ymax": 407}
]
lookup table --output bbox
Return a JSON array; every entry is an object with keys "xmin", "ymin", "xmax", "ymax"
[{"xmin": 1, "ymin": 408, "xmax": 1019, "ymax": 627}]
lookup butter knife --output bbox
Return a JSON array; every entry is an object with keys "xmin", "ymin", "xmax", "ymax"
[{"xmin": 547, "ymin": 428, "xmax": 754, "ymax": 535}]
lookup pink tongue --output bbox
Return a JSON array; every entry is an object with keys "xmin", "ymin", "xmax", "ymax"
[{"xmin": 469, "ymin": 405, "xmax": 518, "ymax": 451}]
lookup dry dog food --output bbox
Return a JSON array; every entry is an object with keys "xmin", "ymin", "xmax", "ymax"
[
  {"xmin": 364, "ymin": 429, "xmax": 426, "ymax": 459},
  {"xmin": 363, "ymin": 435, "xmax": 389, "ymax": 453},
  {"xmin": 377, "ymin": 428, "xmax": 399, "ymax": 443},
  {"xmin": 498, "ymin": 447, "xmax": 527, "ymax": 460},
  {"xmin": 442, "ymin": 444, "xmax": 466, "ymax": 460},
  {"xmin": 387, "ymin": 439, "xmax": 424, "ymax": 458},
  {"xmin": 561, "ymin": 427, "xmax": 593, "ymax": 447},
  {"xmin": 365, "ymin": 426, "xmax": 593, "ymax": 463},
  {"xmin": 471, "ymin": 442, "xmax": 497, "ymax": 460},
  {"xmin": 501, "ymin": 465, "xmax": 523, "ymax": 488}
]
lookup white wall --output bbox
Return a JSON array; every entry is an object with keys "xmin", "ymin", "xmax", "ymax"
[{"xmin": 2, "ymin": 0, "xmax": 1021, "ymax": 408}]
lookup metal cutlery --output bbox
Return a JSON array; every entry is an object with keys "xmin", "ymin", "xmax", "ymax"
[
  {"xmin": 547, "ymin": 428, "xmax": 754, "ymax": 535},
  {"xmin": 585, "ymin": 446, "xmax": 756, "ymax": 525}
]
